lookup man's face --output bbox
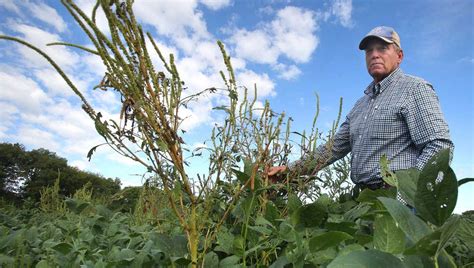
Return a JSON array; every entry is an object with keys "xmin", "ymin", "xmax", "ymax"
[{"xmin": 365, "ymin": 39, "xmax": 403, "ymax": 83}]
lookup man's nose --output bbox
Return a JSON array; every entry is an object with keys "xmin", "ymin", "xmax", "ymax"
[{"xmin": 369, "ymin": 50, "xmax": 381, "ymax": 59}]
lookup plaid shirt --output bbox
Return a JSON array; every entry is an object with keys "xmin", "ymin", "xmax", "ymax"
[{"xmin": 292, "ymin": 68, "xmax": 454, "ymax": 186}]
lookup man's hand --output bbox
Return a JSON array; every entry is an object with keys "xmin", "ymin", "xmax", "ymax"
[{"xmin": 267, "ymin": 165, "xmax": 287, "ymax": 183}]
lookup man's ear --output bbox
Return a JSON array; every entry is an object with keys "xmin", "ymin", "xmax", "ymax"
[{"xmin": 398, "ymin": 49, "xmax": 404, "ymax": 64}]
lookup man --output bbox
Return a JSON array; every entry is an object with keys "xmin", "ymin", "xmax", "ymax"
[{"xmin": 268, "ymin": 26, "xmax": 454, "ymax": 191}]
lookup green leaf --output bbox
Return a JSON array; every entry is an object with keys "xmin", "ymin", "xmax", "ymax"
[
  {"xmin": 405, "ymin": 215, "xmax": 460, "ymax": 256},
  {"xmin": 120, "ymin": 248, "xmax": 136, "ymax": 261},
  {"xmin": 248, "ymin": 225, "xmax": 272, "ymax": 236},
  {"xmin": 203, "ymin": 251, "xmax": 219, "ymax": 268},
  {"xmin": 401, "ymin": 255, "xmax": 434, "ymax": 268},
  {"xmin": 378, "ymin": 197, "xmax": 431, "ymax": 243},
  {"xmin": 278, "ymin": 221, "xmax": 296, "ymax": 242},
  {"xmin": 255, "ymin": 215, "xmax": 273, "ymax": 227},
  {"xmin": 243, "ymin": 158, "xmax": 253, "ymax": 177},
  {"xmin": 215, "ymin": 230, "xmax": 234, "ymax": 254},
  {"xmin": 356, "ymin": 187, "xmax": 397, "ymax": 203},
  {"xmin": 86, "ymin": 144, "xmax": 101, "ymax": 161},
  {"xmin": 458, "ymin": 177, "xmax": 474, "ymax": 187},
  {"xmin": 404, "ymin": 229, "xmax": 441, "ymax": 256},
  {"xmin": 240, "ymin": 194, "xmax": 257, "ymax": 218},
  {"xmin": 354, "ymin": 233, "xmax": 373, "ymax": 246},
  {"xmin": 343, "ymin": 203, "xmax": 371, "ymax": 222},
  {"xmin": 52, "ymin": 242, "xmax": 73, "ymax": 255},
  {"xmin": 287, "ymin": 193, "xmax": 302, "ymax": 215},
  {"xmin": 171, "ymin": 257, "xmax": 191, "ymax": 266},
  {"xmin": 264, "ymin": 201, "xmax": 280, "ymax": 225},
  {"xmin": 395, "ymin": 168, "xmax": 420, "ymax": 207},
  {"xmin": 415, "ymin": 149, "xmax": 458, "ymax": 226},
  {"xmin": 231, "ymin": 168, "xmax": 249, "ymax": 184},
  {"xmin": 152, "ymin": 234, "xmax": 188, "ymax": 259},
  {"xmin": 380, "ymin": 155, "xmax": 397, "ymax": 187},
  {"xmin": 269, "ymin": 256, "xmax": 290, "ymax": 268},
  {"xmin": 35, "ymin": 260, "xmax": 51, "ymax": 268},
  {"xmin": 373, "ymin": 214, "xmax": 405, "ymax": 254},
  {"xmin": 437, "ymin": 215, "xmax": 461, "ymax": 253},
  {"xmin": 219, "ymin": 255, "xmax": 241, "ymax": 267},
  {"xmin": 0, "ymin": 254, "xmax": 14, "ymax": 265},
  {"xmin": 325, "ymin": 222, "xmax": 358, "ymax": 236},
  {"xmin": 309, "ymin": 231, "xmax": 353, "ymax": 252},
  {"xmin": 309, "ymin": 247, "xmax": 338, "ymax": 265},
  {"xmin": 212, "ymin": 105, "xmax": 230, "ymax": 114},
  {"xmin": 233, "ymin": 235, "xmax": 245, "ymax": 257},
  {"xmin": 291, "ymin": 202, "xmax": 328, "ymax": 228},
  {"xmin": 456, "ymin": 214, "xmax": 474, "ymax": 250},
  {"xmin": 327, "ymin": 249, "xmax": 403, "ymax": 268},
  {"xmin": 336, "ymin": 244, "xmax": 365, "ymax": 257}
]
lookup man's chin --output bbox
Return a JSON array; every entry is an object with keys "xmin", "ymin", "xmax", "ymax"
[{"xmin": 369, "ymin": 70, "xmax": 387, "ymax": 81}]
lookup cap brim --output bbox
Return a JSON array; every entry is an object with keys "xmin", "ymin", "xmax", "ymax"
[{"xmin": 359, "ymin": 35, "xmax": 394, "ymax": 50}]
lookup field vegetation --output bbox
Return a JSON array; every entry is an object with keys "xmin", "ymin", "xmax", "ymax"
[{"xmin": 1, "ymin": 1, "xmax": 473, "ymax": 267}]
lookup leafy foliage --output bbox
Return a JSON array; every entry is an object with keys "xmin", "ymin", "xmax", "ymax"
[
  {"xmin": 0, "ymin": 150, "xmax": 473, "ymax": 267},
  {"xmin": 0, "ymin": 142, "xmax": 121, "ymax": 203},
  {"xmin": 1, "ymin": 1, "xmax": 473, "ymax": 267}
]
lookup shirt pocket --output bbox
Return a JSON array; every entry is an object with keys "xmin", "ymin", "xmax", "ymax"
[{"xmin": 370, "ymin": 106, "xmax": 402, "ymax": 139}]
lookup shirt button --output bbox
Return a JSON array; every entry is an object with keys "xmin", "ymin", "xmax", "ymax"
[
  {"xmin": 359, "ymin": 135, "xmax": 362, "ymax": 138},
  {"xmin": 364, "ymin": 116, "xmax": 367, "ymax": 120}
]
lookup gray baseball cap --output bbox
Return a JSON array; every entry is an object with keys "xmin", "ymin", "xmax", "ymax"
[{"xmin": 359, "ymin": 26, "xmax": 401, "ymax": 50}]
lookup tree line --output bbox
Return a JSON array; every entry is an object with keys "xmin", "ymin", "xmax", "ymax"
[{"xmin": 0, "ymin": 142, "xmax": 121, "ymax": 204}]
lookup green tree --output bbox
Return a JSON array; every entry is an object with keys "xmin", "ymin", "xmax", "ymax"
[
  {"xmin": 21, "ymin": 148, "xmax": 68, "ymax": 200},
  {"xmin": 0, "ymin": 143, "xmax": 28, "ymax": 201},
  {"xmin": 0, "ymin": 142, "xmax": 121, "ymax": 203}
]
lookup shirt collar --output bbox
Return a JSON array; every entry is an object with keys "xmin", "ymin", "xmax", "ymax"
[{"xmin": 364, "ymin": 68, "xmax": 403, "ymax": 97}]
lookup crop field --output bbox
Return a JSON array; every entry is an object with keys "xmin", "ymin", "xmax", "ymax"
[
  {"xmin": 0, "ymin": 1, "xmax": 473, "ymax": 267},
  {"xmin": 1, "ymin": 159, "xmax": 473, "ymax": 267}
]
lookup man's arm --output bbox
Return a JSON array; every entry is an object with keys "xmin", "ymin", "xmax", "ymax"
[
  {"xmin": 404, "ymin": 82, "xmax": 454, "ymax": 169},
  {"xmin": 287, "ymin": 116, "xmax": 352, "ymax": 176}
]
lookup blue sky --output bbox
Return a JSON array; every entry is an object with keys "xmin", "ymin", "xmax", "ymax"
[{"xmin": 0, "ymin": 0, "xmax": 472, "ymax": 212}]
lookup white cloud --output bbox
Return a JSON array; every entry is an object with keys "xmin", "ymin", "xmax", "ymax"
[
  {"xmin": 28, "ymin": 2, "xmax": 67, "ymax": 32},
  {"xmin": 200, "ymin": 0, "xmax": 232, "ymax": 10},
  {"xmin": 179, "ymin": 100, "xmax": 214, "ymax": 131},
  {"xmin": 9, "ymin": 23, "xmax": 80, "ymax": 69},
  {"xmin": 82, "ymin": 54, "xmax": 107, "ymax": 76},
  {"xmin": 0, "ymin": 0, "xmax": 20, "ymax": 14},
  {"xmin": 236, "ymin": 70, "xmax": 275, "ymax": 98},
  {"xmin": 259, "ymin": 6, "xmax": 275, "ymax": 16},
  {"xmin": 75, "ymin": 0, "xmax": 111, "ymax": 36},
  {"xmin": 145, "ymin": 37, "xmax": 180, "ymax": 72},
  {"xmin": 90, "ymin": 89, "xmax": 121, "ymax": 112},
  {"xmin": 231, "ymin": 29, "xmax": 279, "ymax": 64},
  {"xmin": 229, "ymin": 6, "xmax": 318, "ymax": 79},
  {"xmin": 106, "ymin": 151, "xmax": 144, "ymax": 166},
  {"xmin": 329, "ymin": 0, "xmax": 353, "ymax": 28},
  {"xmin": 70, "ymin": 159, "xmax": 91, "ymax": 171},
  {"xmin": 0, "ymin": 70, "xmax": 52, "ymax": 114},
  {"xmin": 231, "ymin": 6, "xmax": 318, "ymax": 64},
  {"xmin": 272, "ymin": 6, "xmax": 318, "ymax": 63},
  {"xmin": 16, "ymin": 126, "xmax": 61, "ymax": 152},
  {"xmin": 0, "ymin": 101, "xmax": 19, "ymax": 139},
  {"xmin": 134, "ymin": 0, "xmax": 210, "ymax": 40},
  {"xmin": 273, "ymin": 63, "xmax": 302, "ymax": 80},
  {"xmin": 33, "ymin": 68, "xmax": 75, "ymax": 97}
]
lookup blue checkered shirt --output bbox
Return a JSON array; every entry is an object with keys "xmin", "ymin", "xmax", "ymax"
[{"xmin": 291, "ymin": 68, "xmax": 454, "ymax": 186}]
